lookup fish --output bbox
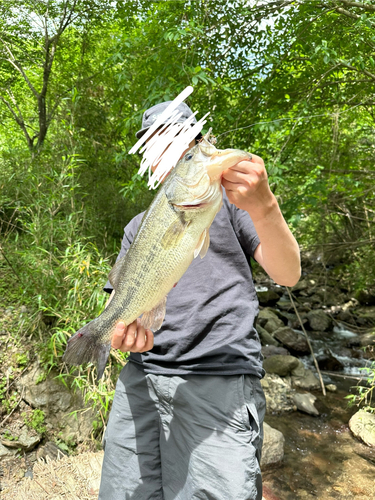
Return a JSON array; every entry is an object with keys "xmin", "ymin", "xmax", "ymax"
[{"xmin": 63, "ymin": 131, "xmax": 251, "ymax": 379}]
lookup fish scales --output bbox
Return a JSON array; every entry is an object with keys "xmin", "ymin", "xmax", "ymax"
[{"xmin": 63, "ymin": 131, "xmax": 251, "ymax": 379}]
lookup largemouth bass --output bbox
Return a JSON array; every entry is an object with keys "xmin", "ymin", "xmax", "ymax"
[{"xmin": 63, "ymin": 131, "xmax": 251, "ymax": 378}]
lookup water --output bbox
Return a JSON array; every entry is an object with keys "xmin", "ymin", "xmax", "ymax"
[
  {"xmin": 262, "ymin": 323, "xmax": 375, "ymax": 499},
  {"xmin": 263, "ymin": 386, "xmax": 375, "ymax": 499}
]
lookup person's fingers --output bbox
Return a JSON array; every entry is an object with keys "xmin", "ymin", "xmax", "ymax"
[
  {"xmin": 111, "ymin": 321, "xmax": 126, "ymax": 349},
  {"xmin": 141, "ymin": 329, "xmax": 154, "ymax": 352},
  {"xmin": 122, "ymin": 319, "xmax": 138, "ymax": 350},
  {"xmin": 134, "ymin": 319, "xmax": 147, "ymax": 351}
]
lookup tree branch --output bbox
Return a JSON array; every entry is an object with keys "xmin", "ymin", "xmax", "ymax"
[
  {"xmin": 339, "ymin": 61, "xmax": 375, "ymax": 81},
  {"xmin": 0, "ymin": 95, "xmax": 33, "ymax": 149},
  {"xmin": 0, "ymin": 37, "xmax": 40, "ymax": 98},
  {"xmin": 335, "ymin": 6, "xmax": 360, "ymax": 18},
  {"xmin": 337, "ymin": 0, "xmax": 375, "ymax": 13}
]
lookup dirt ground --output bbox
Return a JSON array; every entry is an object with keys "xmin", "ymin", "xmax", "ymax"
[{"xmin": 0, "ymin": 451, "xmax": 103, "ymax": 499}]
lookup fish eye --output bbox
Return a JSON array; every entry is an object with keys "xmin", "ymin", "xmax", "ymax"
[{"xmin": 185, "ymin": 153, "xmax": 193, "ymax": 161}]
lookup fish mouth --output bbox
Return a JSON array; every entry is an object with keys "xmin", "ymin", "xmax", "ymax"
[
  {"xmin": 172, "ymin": 203, "xmax": 206, "ymax": 210},
  {"xmin": 206, "ymin": 149, "xmax": 251, "ymax": 180}
]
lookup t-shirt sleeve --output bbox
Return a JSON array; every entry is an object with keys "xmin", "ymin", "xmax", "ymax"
[
  {"xmin": 232, "ymin": 205, "xmax": 261, "ymax": 261},
  {"xmin": 103, "ymin": 213, "xmax": 144, "ymax": 294}
]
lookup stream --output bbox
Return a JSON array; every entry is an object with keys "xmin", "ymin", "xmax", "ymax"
[{"xmin": 262, "ymin": 324, "xmax": 375, "ymax": 500}]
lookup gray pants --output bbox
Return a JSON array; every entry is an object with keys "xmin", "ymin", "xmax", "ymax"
[{"xmin": 99, "ymin": 362, "xmax": 266, "ymax": 500}]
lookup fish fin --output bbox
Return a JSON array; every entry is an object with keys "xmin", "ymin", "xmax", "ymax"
[
  {"xmin": 140, "ymin": 296, "xmax": 167, "ymax": 332},
  {"xmin": 108, "ymin": 252, "xmax": 127, "ymax": 290},
  {"xmin": 194, "ymin": 229, "xmax": 210, "ymax": 259},
  {"xmin": 63, "ymin": 320, "xmax": 111, "ymax": 380},
  {"xmin": 161, "ymin": 218, "xmax": 190, "ymax": 249}
]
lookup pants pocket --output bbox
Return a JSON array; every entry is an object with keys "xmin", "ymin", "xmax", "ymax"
[{"xmin": 237, "ymin": 375, "xmax": 261, "ymax": 441}]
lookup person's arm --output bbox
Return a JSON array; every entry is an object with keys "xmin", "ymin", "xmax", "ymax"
[
  {"xmin": 105, "ymin": 290, "xmax": 154, "ymax": 353},
  {"xmin": 222, "ymin": 153, "xmax": 301, "ymax": 287}
]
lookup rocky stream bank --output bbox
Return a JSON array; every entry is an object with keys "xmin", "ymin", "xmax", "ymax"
[{"xmin": 0, "ymin": 254, "xmax": 374, "ymax": 499}]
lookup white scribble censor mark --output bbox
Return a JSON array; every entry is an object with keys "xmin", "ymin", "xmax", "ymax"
[{"xmin": 129, "ymin": 86, "xmax": 209, "ymax": 189}]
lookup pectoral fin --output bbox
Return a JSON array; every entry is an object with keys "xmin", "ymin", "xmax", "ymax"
[
  {"xmin": 194, "ymin": 229, "xmax": 210, "ymax": 259},
  {"xmin": 140, "ymin": 296, "xmax": 167, "ymax": 332},
  {"xmin": 161, "ymin": 218, "xmax": 190, "ymax": 249},
  {"xmin": 108, "ymin": 251, "xmax": 127, "ymax": 290}
]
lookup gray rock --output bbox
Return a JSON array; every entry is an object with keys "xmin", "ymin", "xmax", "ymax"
[
  {"xmin": 273, "ymin": 327, "xmax": 310, "ymax": 354},
  {"xmin": 260, "ymin": 422, "xmax": 285, "ymax": 468},
  {"xmin": 306, "ymin": 309, "xmax": 332, "ymax": 331},
  {"xmin": 257, "ymin": 324, "xmax": 279, "ymax": 347},
  {"xmin": 358, "ymin": 331, "xmax": 375, "ymax": 347},
  {"xmin": 326, "ymin": 384, "xmax": 337, "ymax": 392},
  {"xmin": 317, "ymin": 349, "xmax": 344, "ymax": 371},
  {"xmin": 261, "ymin": 374, "xmax": 295, "ymax": 413},
  {"xmin": 291, "ymin": 279, "xmax": 316, "ymax": 294},
  {"xmin": 36, "ymin": 441, "xmax": 68, "ymax": 461},
  {"xmin": 0, "ymin": 442, "xmax": 16, "ymax": 457},
  {"xmin": 263, "ymin": 355, "xmax": 299, "ymax": 377},
  {"xmin": 292, "ymin": 393, "xmax": 319, "ymax": 416},
  {"xmin": 292, "ymin": 369, "xmax": 320, "ymax": 391},
  {"xmin": 258, "ymin": 309, "xmax": 285, "ymax": 333},
  {"xmin": 262, "ymin": 345, "xmax": 289, "ymax": 359},
  {"xmin": 349, "ymin": 410, "xmax": 375, "ymax": 447},
  {"xmin": 1, "ymin": 426, "xmax": 41, "ymax": 452},
  {"xmin": 257, "ymin": 290, "xmax": 281, "ymax": 307},
  {"xmin": 17, "ymin": 364, "xmax": 96, "ymax": 443}
]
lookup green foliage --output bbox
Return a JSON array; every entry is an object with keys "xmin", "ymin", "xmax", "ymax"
[
  {"xmin": 1, "ymin": 0, "xmax": 375, "ymax": 424},
  {"xmin": 22, "ymin": 409, "xmax": 47, "ymax": 435},
  {"xmin": 346, "ymin": 358, "xmax": 375, "ymax": 411},
  {"xmin": 2, "ymin": 430, "xmax": 18, "ymax": 441}
]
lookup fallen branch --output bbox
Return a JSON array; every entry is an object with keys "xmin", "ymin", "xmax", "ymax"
[
  {"xmin": 286, "ymin": 287, "xmax": 326, "ymax": 396},
  {"xmin": 321, "ymin": 370, "xmax": 371, "ymax": 382}
]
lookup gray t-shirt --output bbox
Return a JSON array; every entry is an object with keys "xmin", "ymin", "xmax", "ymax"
[{"xmin": 104, "ymin": 191, "xmax": 264, "ymax": 378}]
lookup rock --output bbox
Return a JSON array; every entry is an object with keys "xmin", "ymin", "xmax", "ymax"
[
  {"xmin": 257, "ymin": 289, "xmax": 281, "ymax": 307},
  {"xmin": 326, "ymin": 384, "xmax": 337, "ymax": 392},
  {"xmin": 291, "ymin": 279, "xmax": 316, "ymax": 294},
  {"xmin": 276, "ymin": 298, "xmax": 293, "ymax": 311},
  {"xmin": 273, "ymin": 327, "xmax": 310, "ymax": 354},
  {"xmin": 317, "ymin": 349, "xmax": 344, "ymax": 371},
  {"xmin": 20, "ymin": 305, "xmax": 28, "ymax": 314},
  {"xmin": 36, "ymin": 441, "xmax": 68, "ymax": 461},
  {"xmin": 0, "ymin": 442, "xmax": 16, "ymax": 457},
  {"xmin": 257, "ymin": 309, "xmax": 285, "ymax": 333},
  {"xmin": 349, "ymin": 410, "xmax": 375, "ymax": 447},
  {"xmin": 262, "ymin": 345, "xmax": 289, "ymax": 359},
  {"xmin": 291, "ymin": 362, "xmax": 320, "ymax": 390},
  {"xmin": 261, "ymin": 374, "xmax": 295, "ymax": 413},
  {"xmin": 291, "ymin": 359, "xmax": 306, "ymax": 377},
  {"xmin": 1, "ymin": 426, "xmax": 41, "ymax": 452},
  {"xmin": 292, "ymin": 393, "xmax": 319, "ymax": 416},
  {"xmin": 263, "ymin": 355, "xmax": 299, "ymax": 377},
  {"xmin": 260, "ymin": 423, "xmax": 285, "ymax": 468},
  {"xmin": 306, "ymin": 309, "xmax": 332, "ymax": 331},
  {"xmin": 257, "ymin": 324, "xmax": 279, "ymax": 347},
  {"xmin": 354, "ymin": 290, "xmax": 375, "ymax": 306},
  {"xmin": 357, "ymin": 331, "xmax": 375, "ymax": 347},
  {"xmin": 336, "ymin": 310, "xmax": 356, "ymax": 325},
  {"xmin": 16, "ymin": 364, "xmax": 96, "ymax": 443}
]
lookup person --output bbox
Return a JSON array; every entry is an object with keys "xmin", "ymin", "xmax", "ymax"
[{"xmin": 98, "ymin": 101, "xmax": 301, "ymax": 500}]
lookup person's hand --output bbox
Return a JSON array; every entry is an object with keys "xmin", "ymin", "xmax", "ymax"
[
  {"xmin": 221, "ymin": 153, "xmax": 274, "ymax": 218},
  {"xmin": 111, "ymin": 319, "xmax": 154, "ymax": 353}
]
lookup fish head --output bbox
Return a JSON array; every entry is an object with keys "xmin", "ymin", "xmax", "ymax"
[{"xmin": 164, "ymin": 130, "xmax": 251, "ymax": 212}]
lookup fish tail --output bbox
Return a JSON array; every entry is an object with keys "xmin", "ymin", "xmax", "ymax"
[{"xmin": 63, "ymin": 319, "xmax": 111, "ymax": 380}]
